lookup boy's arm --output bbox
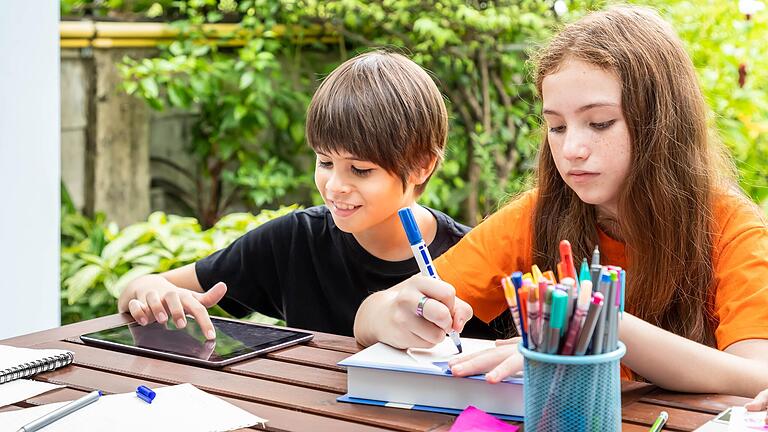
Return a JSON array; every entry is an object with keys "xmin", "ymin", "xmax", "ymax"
[
  {"xmin": 118, "ymin": 263, "xmax": 226, "ymax": 340},
  {"xmin": 353, "ymin": 274, "xmax": 473, "ymax": 348}
]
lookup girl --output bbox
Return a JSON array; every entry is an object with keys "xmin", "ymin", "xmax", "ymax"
[{"xmin": 353, "ymin": 6, "xmax": 768, "ymax": 403}]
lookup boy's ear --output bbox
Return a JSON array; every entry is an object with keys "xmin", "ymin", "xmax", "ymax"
[{"xmin": 409, "ymin": 156, "xmax": 438, "ymax": 186}]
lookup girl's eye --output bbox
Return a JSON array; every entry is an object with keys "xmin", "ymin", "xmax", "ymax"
[
  {"xmin": 549, "ymin": 125, "xmax": 566, "ymax": 134},
  {"xmin": 352, "ymin": 166, "xmax": 373, "ymax": 177},
  {"xmin": 317, "ymin": 160, "xmax": 332, "ymax": 168},
  {"xmin": 591, "ymin": 119, "xmax": 616, "ymax": 130}
]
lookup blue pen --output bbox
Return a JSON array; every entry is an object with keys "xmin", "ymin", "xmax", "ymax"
[{"xmin": 398, "ymin": 207, "xmax": 462, "ymax": 354}]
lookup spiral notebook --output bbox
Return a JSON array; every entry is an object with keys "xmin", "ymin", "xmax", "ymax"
[{"xmin": 0, "ymin": 344, "xmax": 74, "ymax": 384}]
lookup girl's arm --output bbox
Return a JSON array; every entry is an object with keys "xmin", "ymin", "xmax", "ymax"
[{"xmin": 620, "ymin": 313, "xmax": 768, "ymax": 397}]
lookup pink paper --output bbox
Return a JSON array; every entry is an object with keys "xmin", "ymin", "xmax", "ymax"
[{"xmin": 449, "ymin": 406, "xmax": 520, "ymax": 432}]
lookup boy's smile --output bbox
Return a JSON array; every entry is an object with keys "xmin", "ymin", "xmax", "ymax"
[{"xmin": 315, "ymin": 150, "xmax": 413, "ymax": 235}]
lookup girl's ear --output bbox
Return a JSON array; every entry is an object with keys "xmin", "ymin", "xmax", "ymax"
[{"xmin": 408, "ymin": 156, "xmax": 438, "ymax": 186}]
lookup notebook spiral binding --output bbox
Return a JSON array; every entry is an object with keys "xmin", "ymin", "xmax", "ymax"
[{"xmin": 0, "ymin": 351, "xmax": 74, "ymax": 384}]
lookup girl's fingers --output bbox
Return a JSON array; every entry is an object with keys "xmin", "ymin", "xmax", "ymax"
[
  {"xmin": 495, "ymin": 337, "xmax": 522, "ymax": 346},
  {"xmin": 485, "ymin": 352, "xmax": 524, "ymax": 384},
  {"xmin": 127, "ymin": 299, "xmax": 150, "ymax": 326},
  {"xmin": 449, "ymin": 345, "xmax": 517, "ymax": 377},
  {"xmin": 745, "ymin": 388, "xmax": 768, "ymax": 411}
]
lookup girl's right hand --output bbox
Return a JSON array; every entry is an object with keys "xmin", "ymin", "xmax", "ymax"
[
  {"xmin": 355, "ymin": 274, "xmax": 473, "ymax": 349},
  {"xmin": 118, "ymin": 275, "xmax": 227, "ymax": 340}
]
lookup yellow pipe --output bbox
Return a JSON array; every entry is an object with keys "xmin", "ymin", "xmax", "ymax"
[{"xmin": 60, "ymin": 20, "xmax": 338, "ymax": 48}]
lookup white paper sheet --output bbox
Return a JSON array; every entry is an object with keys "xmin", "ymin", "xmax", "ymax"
[
  {"xmin": 407, "ymin": 337, "xmax": 497, "ymax": 370},
  {"xmin": 0, "ymin": 383, "xmax": 267, "ymax": 432},
  {"xmin": 0, "ymin": 379, "xmax": 63, "ymax": 408}
]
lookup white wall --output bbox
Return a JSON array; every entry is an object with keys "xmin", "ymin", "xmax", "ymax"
[{"xmin": 0, "ymin": 1, "xmax": 61, "ymax": 339}]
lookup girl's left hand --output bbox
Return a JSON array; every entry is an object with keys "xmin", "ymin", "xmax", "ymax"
[
  {"xmin": 745, "ymin": 388, "xmax": 768, "ymax": 425},
  {"xmin": 448, "ymin": 337, "xmax": 523, "ymax": 384}
]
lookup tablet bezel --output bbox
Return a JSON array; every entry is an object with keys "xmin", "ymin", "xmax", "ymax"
[{"xmin": 80, "ymin": 316, "xmax": 314, "ymax": 367}]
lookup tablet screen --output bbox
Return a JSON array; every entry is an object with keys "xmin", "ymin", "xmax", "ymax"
[{"xmin": 81, "ymin": 317, "xmax": 313, "ymax": 365}]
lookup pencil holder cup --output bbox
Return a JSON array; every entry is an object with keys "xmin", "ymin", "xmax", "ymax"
[{"xmin": 519, "ymin": 342, "xmax": 626, "ymax": 432}]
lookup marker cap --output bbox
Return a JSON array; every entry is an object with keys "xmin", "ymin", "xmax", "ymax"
[
  {"xmin": 397, "ymin": 208, "xmax": 422, "ymax": 245},
  {"xmin": 136, "ymin": 385, "xmax": 156, "ymax": 404}
]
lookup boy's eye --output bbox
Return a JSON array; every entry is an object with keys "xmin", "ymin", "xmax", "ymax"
[
  {"xmin": 590, "ymin": 119, "xmax": 616, "ymax": 130},
  {"xmin": 317, "ymin": 160, "xmax": 332, "ymax": 168},
  {"xmin": 351, "ymin": 166, "xmax": 373, "ymax": 177},
  {"xmin": 549, "ymin": 125, "xmax": 566, "ymax": 134}
]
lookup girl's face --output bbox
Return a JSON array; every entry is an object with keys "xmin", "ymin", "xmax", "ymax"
[
  {"xmin": 542, "ymin": 59, "xmax": 631, "ymax": 218},
  {"xmin": 314, "ymin": 151, "xmax": 419, "ymax": 234}
]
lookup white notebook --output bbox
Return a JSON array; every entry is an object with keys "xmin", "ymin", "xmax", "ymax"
[{"xmin": 0, "ymin": 345, "xmax": 74, "ymax": 384}]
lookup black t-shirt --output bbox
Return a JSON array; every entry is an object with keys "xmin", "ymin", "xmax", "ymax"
[{"xmin": 196, "ymin": 205, "xmax": 505, "ymax": 338}]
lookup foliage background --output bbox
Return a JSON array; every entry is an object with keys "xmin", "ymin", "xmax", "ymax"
[{"xmin": 60, "ymin": 0, "xmax": 768, "ymax": 323}]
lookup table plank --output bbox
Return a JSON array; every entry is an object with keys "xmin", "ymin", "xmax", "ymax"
[
  {"xmin": 642, "ymin": 389, "xmax": 749, "ymax": 414},
  {"xmin": 0, "ymin": 314, "xmax": 133, "ymax": 347},
  {"xmin": 42, "ymin": 340, "xmax": 348, "ymax": 394},
  {"xmin": 266, "ymin": 345, "xmax": 349, "ymax": 371},
  {"xmin": 4, "ymin": 314, "xmax": 746, "ymax": 432},
  {"xmin": 30, "ymin": 341, "xmax": 458, "ymax": 432},
  {"xmin": 621, "ymin": 400, "xmax": 714, "ymax": 431}
]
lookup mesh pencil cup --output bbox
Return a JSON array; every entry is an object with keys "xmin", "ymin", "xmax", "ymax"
[{"xmin": 519, "ymin": 342, "xmax": 626, "ymax": 432}]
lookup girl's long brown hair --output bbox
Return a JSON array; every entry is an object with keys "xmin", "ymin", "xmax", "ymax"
[{"xmin": 531, "ymin": 6, "xmax": 734, "ymax": 347}]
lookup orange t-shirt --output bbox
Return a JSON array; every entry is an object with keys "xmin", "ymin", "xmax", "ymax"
[{"xmin": 434, "ymin": 189, "xmax": 768, "ymax": 380}]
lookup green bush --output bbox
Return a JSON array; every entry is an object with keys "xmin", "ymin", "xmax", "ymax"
[{"xmin": 61, "ymin": 204, "xmax": 296, "ymax": 324}]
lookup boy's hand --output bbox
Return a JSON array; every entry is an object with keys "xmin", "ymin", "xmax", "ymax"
[
  {"xmin": 367, "ymin": 274, "xmax": 473, "ymax": 349},
  {"xmin": 119, "ymin": 278, "xmax": 227, "ymax": 340}
]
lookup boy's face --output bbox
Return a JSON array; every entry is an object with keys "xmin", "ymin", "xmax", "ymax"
[
  {"xmin": 542, "ymin": 59, "xmax": 631, "ymax": 219},
  {"xmin": 314, "ymin": 150, "xmax": 414, "ymax": 233}
]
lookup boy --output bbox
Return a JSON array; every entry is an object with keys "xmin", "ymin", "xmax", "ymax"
[{"xmin": 118, "ymin": 50, "xmax": 497, "ymax": 340}]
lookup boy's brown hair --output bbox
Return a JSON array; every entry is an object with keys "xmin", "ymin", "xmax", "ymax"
[{"xmin": 306, "ymin": 50, "xmax": 448, "ymax": 194}]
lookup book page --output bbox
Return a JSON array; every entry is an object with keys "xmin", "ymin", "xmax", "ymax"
[
  {"xmin": 0, "ymin": 379, "xmax": 63, "ymax": 408},
  {"xmin": 407, "ymin": 337, "xmax": 496, "ymax": 371},
  {"xmin": 0, "ymin": 383, "xmax": 266, "ymax": 431}
]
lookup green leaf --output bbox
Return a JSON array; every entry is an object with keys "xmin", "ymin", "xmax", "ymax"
[
  {"xmin": 65, "ymin": 264, "xmax": 104, "ymax": 305},
  {"xmin": 239, "ymin": 71, "xmax": 256, "ymax": 90},
  {"xmin": 271, "ymin": 107, "xmax": 289, "ymax": 129},
  {"xmin": 234, "ymin": 104, "xmax": 248, "ymax": 122},
  {"xmin": 289, "ymin": 122, "xmax": 305, "ymax": 144},
  {"xmin": 101, "ymin": 224, "xmax": 150, "ymax": 261},
  {"xmin": 123, "ymin": 81, "xmax": 138, "ymax": 95},
  {"xmin": 140, "ymin": 77, "xmax": 159, "ymax": 99}
]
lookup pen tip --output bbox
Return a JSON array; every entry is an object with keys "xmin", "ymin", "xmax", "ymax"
[{"xmin": 457, "ymin": 344, "xmax": 463, "ymax": 354}]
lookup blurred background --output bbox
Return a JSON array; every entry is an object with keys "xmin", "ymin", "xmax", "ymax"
[{"xmin": 2, "ymin": 0, "xmax": 766, "ymax": 337}]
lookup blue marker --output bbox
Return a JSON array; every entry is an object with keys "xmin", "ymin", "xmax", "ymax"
[{"xmin": 398, "ymin": 207, "xmax": 463, "ymax": 354}]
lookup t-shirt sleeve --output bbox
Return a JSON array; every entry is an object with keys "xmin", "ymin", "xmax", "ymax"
[
  {"xmin": 194, "ymin": 215, "xmax": 293, "ymax": 319},
  {"xmin": 435, "ymin": 191, "xmax": 536, "ymax": 323},
  {"xmin": 713, "ymin": 195, "xmax": 768, "ymax": 350}
]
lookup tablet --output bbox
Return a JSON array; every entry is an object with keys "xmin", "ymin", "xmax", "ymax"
[{"xmin": 80, "ymin": 316, "xmax": 313, "ymax": 367}]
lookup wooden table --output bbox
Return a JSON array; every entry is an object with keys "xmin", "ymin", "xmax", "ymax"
[{"xmin": 0, "ymin": 314, "xmax": 751, "ymax": 431}]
